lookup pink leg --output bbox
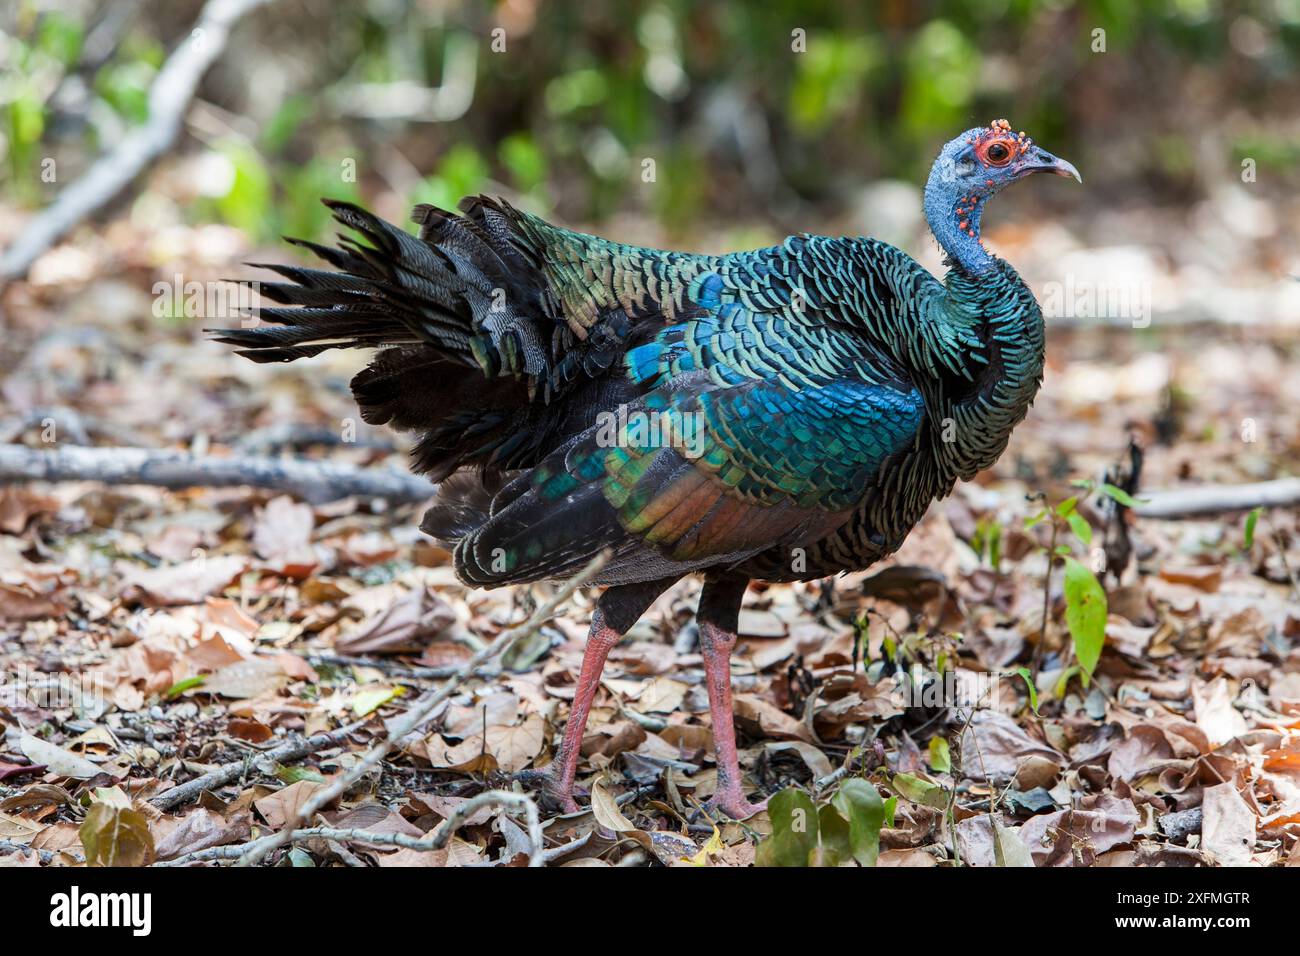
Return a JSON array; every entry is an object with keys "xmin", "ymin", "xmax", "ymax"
[
  {"xmin": 699, "ymin": 622, "xmax": 766, "ymax": 819},
  {"xmin": 535, "ymin": 616, "xmax": 619, "ymax": 813},
  {"xmin": 697, "ymin": 578, "xmax": 767, "ymax": 819},
  {"xmin": 520, "ymin": 577, "xmax": 675, "ymax": 813}
]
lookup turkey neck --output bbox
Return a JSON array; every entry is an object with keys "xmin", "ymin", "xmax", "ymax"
[{"xmin": 926, "ymin": 260, "xmax": 1046, "ymax": 485}]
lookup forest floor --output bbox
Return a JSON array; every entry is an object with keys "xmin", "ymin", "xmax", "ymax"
[{"xmin": 1, "ymin": 222, "xmax": 1299, "ymax": 868}]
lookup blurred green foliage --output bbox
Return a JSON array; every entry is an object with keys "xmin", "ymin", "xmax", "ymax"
[{"xmin": 2, "ymin": 0, "xmax": 1298, "ymax": 244}]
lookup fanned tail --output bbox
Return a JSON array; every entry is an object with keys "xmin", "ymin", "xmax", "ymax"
[{"xmin": 210, "ymin": 198, "xmax": 562, "ymax": 481}]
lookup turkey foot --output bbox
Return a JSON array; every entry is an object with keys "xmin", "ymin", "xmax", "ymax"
[{"xmin": 514, "ymin": 767, "xmax": 581, "ymax": 815}]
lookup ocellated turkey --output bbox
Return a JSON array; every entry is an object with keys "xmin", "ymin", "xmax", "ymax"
[{"xmin": 215, "ymin": 119, "xmax": 1079, "ymax": 818}]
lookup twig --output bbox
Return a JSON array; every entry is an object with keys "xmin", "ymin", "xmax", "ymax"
[
  {"xmin": 0, "ymin": 0, "xmax": 278, "ymax": 283},
  {"xmin": 236, "ymin": 423, "xmax": 395, "ymax": 455},
  {"xmin": 326, "ymin": 839, "xmax": 367, "ymax": 867},
  {"xmin": 0, "ymin": 444, "xmax": 436, "ymax": 504},
  {"xmin": 158, "ymin": 819, "xmax": 593, "ymax": 868},
  {"xmin": 267, "ymin": 649, "xmax": 484, "ymax": 681},
  {"xmin": 1135, "ymin": 478, "xmax": 1300, "ymax": 518},
  {"xmin": 149, "ymin": 717, "xmax": 370, "ymax": 811},
  {"xmin": 234, "ymin": 552, "xmax": 609, "ymax": 867},
  {"xmin": 1031, "ymin": 516, "xmax": 1059, "ymax": 678}
]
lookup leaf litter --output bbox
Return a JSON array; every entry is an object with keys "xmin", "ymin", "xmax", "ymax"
[{"xmin": 1, "ymin": 225, "xmax": 1299, "ymax": 867}]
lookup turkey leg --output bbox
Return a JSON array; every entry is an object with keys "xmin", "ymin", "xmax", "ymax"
[
  {"xmin": 697, "ymin": 574, "xmax": 767, "ymax": 819},
  {"xmin": 522, "ymin": 576, "xmax": 675, "ymax": 812}
]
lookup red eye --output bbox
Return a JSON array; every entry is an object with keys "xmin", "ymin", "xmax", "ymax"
[{"xmin": 983, "ymin": 140, "xmax": 1013, "ymax": 166}]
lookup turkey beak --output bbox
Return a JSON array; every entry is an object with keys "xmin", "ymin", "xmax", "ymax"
[{"xmin": 1024, "ymin": 148, "xmax": 1082, "ymax": 183}]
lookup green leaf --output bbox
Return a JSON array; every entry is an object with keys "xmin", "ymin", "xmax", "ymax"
[
  {"xmin": 1066, "ymin": 511, "xmax": 1092, "ymax": 547},
  {"xmin": 882, "ymin": 634, "xmax": 897, "ymax": 662},
  {"xmin": 1013, "ymin": 666, "xmax": 1040, "ymax": 714},
  {"xmin": 164, "ymin": 675, "xmax": 205, "ymax": 698},
  {"xmin": 1052, "ymin": 665, "xmax": 1081, "ymax": 699},
  {"xmin": 275, "ymin": 765, "xmax": 326, "ymax": 785},
  {"xmin": 891, "ymin": 772, "xmax": 949, "ymax": 809},
  {"xmin": 883, "ymin": 795, "xmax": 897, "ymax": 828},
  {"xmin": 1244, "ymin": 507, "xmax": 1262, "ymax": 550},
  {"xmin": 1099, "ymin": 483, "xmax": 1147, "ymax": 508},
  {"xmin": 817, "ymin": 802, "xmax": 852, "ymax": 864},
  {"xmin": 754, "ymin": 788, "xmax": 819, "ymax": 867},
  {"xmin": 37, "ymin": 12, "xmax": 84, "ymax": 67},
  {"xmin": 1024, "ymin": 512, "xmax": 1047, "ymax": 529},
  {"xmin": 1054, "ymin": 496, "xmax": 1078, "ymax": 518},
  {"xmin": 927, "ymin": 736, "xmax": 951, "ymax": 773},
  {"xmin": 972, "ymin": 517, "xmax": 1003, "ymax": 571},
  {"xmin": 1062, "ymin": 557, "xmax": 1107, "ymax": 686},
  {"xmin": 831, "ymin": 778, "xmax": 885, "ymax": 867}
]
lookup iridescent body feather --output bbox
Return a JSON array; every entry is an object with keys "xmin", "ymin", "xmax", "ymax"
[{"xmin": 215, "ymin": 120, "xmax": 1079, "ymax": 816}]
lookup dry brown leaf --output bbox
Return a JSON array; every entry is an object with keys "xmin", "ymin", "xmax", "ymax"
[
  {"xmin": 484, "ymin": 714, "xmax": 547, "ymax": 773},
  {"xmin": 374, "ymin": 837, "xmax": 482, "ymax": 867},
  {"xmin": 0, "ymin": 811, "xmax": 44, "ymax": 844},
  {"xmin": 0, "ymin": 486, "xmax": 60, "ymax": 534},
  {"xmin": 589, "ymin": 777, "xmax": 637, "ymax": 832},
  {"xmin": 734, "ymin": 694, "xmax": 813, "ymax": 742},
  {"xmin": 958, "ymin": 710, "xmax": 1063, "ymax": 782},
  {"xmin": 153, "ymin": 807, "xmax": 250, "ymax": 860},
  {"xmin": 1018, "ymin": 795, "xmax": 1138, "ymax": 866},
  {"xmin": 336, "ymin": 587, "xmax": 456, "ymax": 655},
  {"xmin": 415, "ymin": 735, "xmax": 498, "ymax": 773},
  {"xmin": 227, "ymin": 717, "xmax": 274, "ymax": 743},
  {"xmin": 0, "ymin": 582, "xmax": 66, "ymax": 622},
  {"xmin": 1192, "ymin": 677, "xmax": 1248, "ymax": 746},
  {"xmin": 1158, "ymin": 565, "xmax": 1222, "ymax": 592},
  {"xmin": 202, "ymin": 657, "xmax": 287, "ymax": 699},
  {"xmin": 20, "ymin": 734, "xmax": 101, "ymax": 779},
  {"xmin": 633, "ymin": 677, "xmax": 688, "ymax": 714},
  {"xmin": 1107, "ymin": 725, "xmax": 1176, "ymax": 781},
  {"xmin": 184, "ymin": 634, "xmax": 246, "ymax": 672},
  {"xmin": 254, "ymin": 780, "xmax": 327, "ymax": 830},
  {"xmin": 1201, "ymin": 782, "xmax": 1256, "ymax": 866},
  {"xmin": 877, "ymin": 848, "xmax": 938, "ymax": 867},
  {"xmin": 120, "ymin": 554, "xmax": 247, "ymax": 606},
  {"xmin": 253, "ymin": 495, "xmax": 314, "ymax": 560},
  {"xmin": 764, "ymin": 740, "xmax": 834, "ymax": 779}
]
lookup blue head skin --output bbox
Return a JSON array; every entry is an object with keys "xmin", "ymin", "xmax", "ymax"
[{"xmin": 923, "ymin": 119, "xmax": 1081, "ymax": 275}]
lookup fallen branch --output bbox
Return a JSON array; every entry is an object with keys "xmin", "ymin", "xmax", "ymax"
[
  {"xmin": 265, "ymin": 649, "xmax": 493, "ymax": 682},
  {"xmin": 157, "ymin": 804, "xmax": 598, "ymax": 868},
  {"xmin": 0, "ymin": 444, "xmax": 435, "ymax": 504},
  {"xmin": 234, "ymin": 552, "xmax": 609, "ymax": 867},
  {"xmin": 1135, "ymin": 478, "xmax": 1300, "ymax": 519},
  {"xmin": 150, "ymin": 717, "xmax": 370, "ymax": 811},
  {"xmin": 0, "ymin": 0, "xmax": 277, "ymax": 283}
]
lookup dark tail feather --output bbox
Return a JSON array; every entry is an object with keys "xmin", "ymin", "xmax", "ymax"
[
  {"xmin": 211, "ymin": 198, "xmax": 568, "ymax": 482},
  {"xmin": 209, "ymin": 198, "xmax": 547, "ymax": 362},
  {"xmin": 418, "ymin": 471, "xmax": 499, "ymax": 544}
]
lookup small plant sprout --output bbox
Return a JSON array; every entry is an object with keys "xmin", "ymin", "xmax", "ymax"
[{"xmin": 1025, "ymin": 481, "xmax": 1122, "ymax": 688}]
